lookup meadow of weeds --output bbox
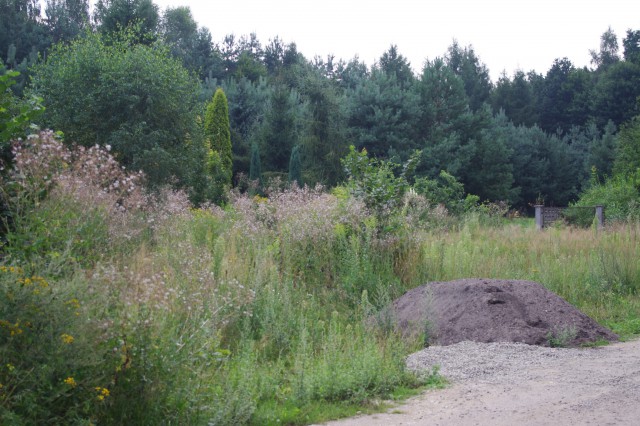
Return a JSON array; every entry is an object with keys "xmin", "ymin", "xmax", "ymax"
[{"xmin": 1, "ymin": 132, "xmax": 639, "ymax": 425}]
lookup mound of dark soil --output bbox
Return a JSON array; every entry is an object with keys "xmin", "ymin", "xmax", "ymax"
[{"xmin": 391, "ymin": 279, "xmax": 618, "ymax": 347}]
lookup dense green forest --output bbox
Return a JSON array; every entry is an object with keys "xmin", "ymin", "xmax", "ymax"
[{"xmin": 2, "ymin": 0, "xmax": 640, "ymax": 209}]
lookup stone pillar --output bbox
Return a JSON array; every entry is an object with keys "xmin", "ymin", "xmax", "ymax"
[
  {"xmin": 535, "ymin": 205, "xmax": 544, "ymax": 230},
  {"xmin": 595, "ymin": 205, "xmax": 604, "ymax": 230}
]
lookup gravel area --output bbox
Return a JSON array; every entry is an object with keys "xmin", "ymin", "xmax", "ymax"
[
  {"xmin": 406, "ymin": 340, "xmax": 602, "ymax": 384},
  {"xmin": 320, "ymin": 339, "xmax": 640, "ymax": 426}
]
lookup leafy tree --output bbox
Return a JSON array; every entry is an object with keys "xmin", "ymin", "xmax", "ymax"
[
  {"xmin": 539, "ymin": 58, "xmax": 592, "ymax": 134},
  {"xmin": 288, "ymin": 144, "xmax": 302, "ymax": 186},
  {"xmin": 341, "ymin": 145, "xmax": 407, "ymax": 217},
  {"xmin": 204, "ymin": 87, "xmax": 233, "ymax": 185},
  {"xmin": 588, "ymin": 120, "xmax": 617, "ymax": 180},
  {"xmin": 592, "ymin": 61, "xmax": 640, "ymax": 127},
  {"xmin": 30, "ymin": 30, "xmax": 200, "ymax": 187},
  {"xmin": 0, "ymin": 0, "xmax": 50, "ymax": 92},
  {"xmin": 590, "ymin": 27, "xmax": 620, "ymax": 70},
  {"xmin": 0, "ymin": 69, "xmax": 44, "ymax": 161},
  {"xmin": 160, "ymin": 6, "xmax": 202, "ymax": 71},
  {"xmin": 613, "ymin": 116, "xmax": 640, "ymax": 177},
  {"xmin": 414, "ymin": 170, "xmax": 471, "ymax": 214},
  {"xmin": 93, "ymin": 0, "xmax": 159, "ymax": 42},
  {"xmin": 44, "ymin": 0, "xmax": 90, "ymax": 43},
  {"xmin": 623, "ymin": 29, "xmax": 640, "ymax": 64}
]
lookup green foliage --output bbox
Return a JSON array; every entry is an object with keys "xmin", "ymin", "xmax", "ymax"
[
  {"xmin": 94, "ymin": 0, "xmax": 159, "ymax": 43},
  {"xmin": 613, "ymin": 116, "xmax": 640, "ymax": 177},
  {"xmin": 414, "ymin": 170, "xmax": 473, "ymax": 214},
  {"xmin": 30, "ymin": 30, "xmax": 201, "ymax": 188},
  {"xmin": 588, "ymin": 120, "xmax": 617, "ymax": 181},
  {"xmin": 341, "ymin": 145, "xmax": 407, "ymax": 218},
  {"xmin": 204, "ymin": 87, "xmax": 233, "ymax": 195},
  {"xmin": 0, "ymin": 266, "xmax": 116, "ymax": 424},
  {"xmin": 574, "ymin": 172, "xmax": 640, "ymax": 222},
  {"xmin": 546, "ymin": 325, "xmax": 578, "ymax": 348},
  {"xmin": 249, "ymin": 141, "xmax": 262, "ymax": 183},
  {"xmin": 4, "ymin": 136, "xmax": 640, "ymax": 424},
  {"xmin": 261, "ymin": 85, "xmax": 300, "ymax": 172},
  {"xmin": 0, "ymin": 70, "xmax": 44, "ymax": 150},
  {"xmin": 205, "ymin": 88, "xmax": 233, "ymax": 173},
  {"xmin": 288, "ymin": 144, "xmax": 302, "ymax": 186}
]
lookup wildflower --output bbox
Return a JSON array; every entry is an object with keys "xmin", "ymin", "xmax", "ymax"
[
  {"xmin": 61, "ymin": 333, "xmax": 74, "ymax": 344},
  {"xmin": 64, "ymin": 377, "xmax": 77, "ymax": 388},
  {"xmin": 95, "ymin": 386, "xmax": 110, "ymax": 401}
]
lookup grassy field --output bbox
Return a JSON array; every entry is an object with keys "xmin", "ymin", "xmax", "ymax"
[{"xmin": 2, "ymin": 137, "xmax": 639, "ymax": 424}]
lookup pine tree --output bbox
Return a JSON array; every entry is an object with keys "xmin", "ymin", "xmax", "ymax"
[
  {"xmin": 249, "ymin": 141, "xmax": 261, "ymax": 182},
  {"xmin": 205, "ymin": 88, "xmax": 232, "ymax": 184},
  {"xmin": 288, "ymin": 144, "xmax": 302, "ymax": 186}
]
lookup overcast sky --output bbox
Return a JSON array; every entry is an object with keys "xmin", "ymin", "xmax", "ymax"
[{"xmin": 151, "ymin": 0, "xmax": 639, "ymax": 81}]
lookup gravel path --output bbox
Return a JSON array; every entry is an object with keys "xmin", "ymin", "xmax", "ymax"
[{"xmin": 318, "ymin": 339, "xmax": 640, "ymax": 426}]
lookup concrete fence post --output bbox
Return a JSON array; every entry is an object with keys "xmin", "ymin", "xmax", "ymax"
[
  {"xmin": 535, "ymin": 205, "xmax": 543, "ymax": 230},
  {"xmin": 595, "ymin": 205, "xmax": 604, "ymax": 230}
]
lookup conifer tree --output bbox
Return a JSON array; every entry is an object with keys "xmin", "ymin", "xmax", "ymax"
[
  {"xmin": 205, "ymin": 87, "xmax": 233, "ymax": 185},
  {"xmin": 288, "ymin": 144, "xmax": 302, "ymax": 186},
  {"xmin": 249, "ymin": 141, "xmax": 261, "ymax": 182}
]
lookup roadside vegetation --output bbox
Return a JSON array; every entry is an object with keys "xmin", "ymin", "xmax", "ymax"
[{"xmin": 1, "ymin": 131, "xmax": 639, "ymax": 424}]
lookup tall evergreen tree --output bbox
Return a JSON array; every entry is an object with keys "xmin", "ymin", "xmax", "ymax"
[
  {"xmin": 249, "ymin": 141, "xmax": 261, "ymax": 182},
  {"xmin": 288, "ymin": 144, "xmax": 302, "ymax": 186},
  {"xmin": 446, "ymin": 41, "xmax": 492, "ymax": 111},
  {"xmin": 261, "ymin": 85, "xmax": 299, "ymax": 172},
  {"xmin": 205, "ymin": 87, "xmax": 233, "ymax": 184}
]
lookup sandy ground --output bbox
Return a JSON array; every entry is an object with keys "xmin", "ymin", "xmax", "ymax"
[{"xmin": 318, "ymin": 339, "xmax": 640, "ymax": 426}]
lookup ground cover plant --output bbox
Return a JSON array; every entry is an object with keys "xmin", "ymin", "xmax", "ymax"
[{"xmin": 1, "ymin": 132, "xmax": 639, "ymax": 425}]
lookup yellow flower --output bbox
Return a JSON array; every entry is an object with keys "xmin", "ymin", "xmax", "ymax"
[
  {"xmin": 64, "ymin": 377, "xmax": 77, "ymax": 388},
  {"xmin": 61, "ymin": 333, "xmax": 74, "ymax": 344},
  {"xmin": 95, "ymin": 386, "xmax": 110, "ymax": 401}
]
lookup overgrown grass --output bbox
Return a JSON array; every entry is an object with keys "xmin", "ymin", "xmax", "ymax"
[{"xmin": 2, "ymin": 132, "xmax": 639, "ymax": 424}]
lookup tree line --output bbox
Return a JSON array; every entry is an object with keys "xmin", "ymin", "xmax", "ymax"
[{"xmin": 2, "ymin": 0, "xmax": 640, "ymax": 210}]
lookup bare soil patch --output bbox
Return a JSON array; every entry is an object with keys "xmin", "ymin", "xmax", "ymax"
[{"xmin": 390, "ymin": 278, "xmax": 617, "ymax": 347}]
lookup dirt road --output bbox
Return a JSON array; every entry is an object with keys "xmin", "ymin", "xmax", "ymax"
[{"xmin": 320, "ymin": 339, "xmax": 640, "ymax": 426}]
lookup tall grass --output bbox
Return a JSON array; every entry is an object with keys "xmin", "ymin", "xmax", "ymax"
[{"xmin": 1, "ymin": 132, "xmax": 639, "ymax": 424}]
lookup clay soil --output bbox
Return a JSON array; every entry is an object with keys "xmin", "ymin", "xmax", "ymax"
[{"xmin": 390, "ymin": 278, "xmax": 617, "ymax": 347}]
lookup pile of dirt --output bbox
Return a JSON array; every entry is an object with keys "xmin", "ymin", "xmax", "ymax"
[{"xmin": 390, "ymin": 279, "xmax": 618, "ymax": 347}]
